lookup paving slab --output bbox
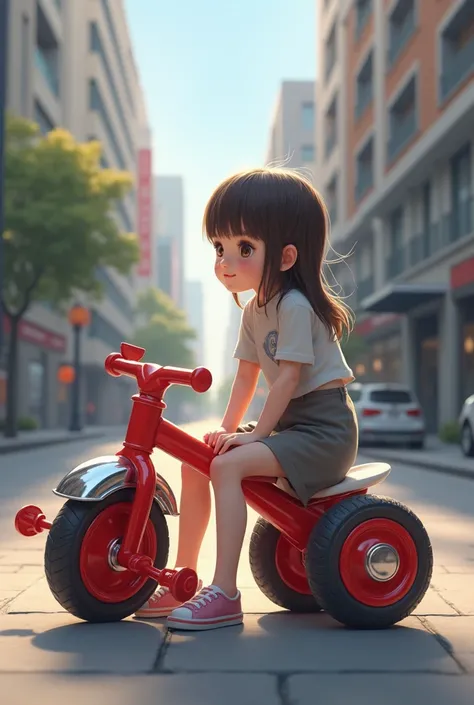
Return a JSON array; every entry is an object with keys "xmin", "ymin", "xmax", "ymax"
[
  {"xmin": 423, "ymin": 616, "xmax": 474, "ymax": 673},
  {"xmin": 4, "ymin": 577, "xmax": 59, "ymax": 614},
  {"xmin": 163, "ymin": 613, "xmax": 460, "ymax": 674},
  {"xmin": 0, "ymin": 613, "xmax": 165, "ymax": 673},
  {"xmin": 288, "ymin": 674, "xmax": 474, "ymax": 705},
  {"xmin": 0, "ymin": 673, "xmax": 280, "ymax": 705},
  {"xmin": 413, "ymin": 586, "xmax": 458, "ymax": 616},
  {"xmin": 430, "ymin": 575, "xmax": 474, "ymax": 615}
]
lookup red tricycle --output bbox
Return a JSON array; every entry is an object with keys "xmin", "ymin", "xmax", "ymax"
[{"xmin": 15, "ymin": 342, "xmax": 433, "ymax": 628}]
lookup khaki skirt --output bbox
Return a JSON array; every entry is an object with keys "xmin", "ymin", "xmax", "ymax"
[{"xmin": 239, "ymin": 387, "xmax": 358, "ymax": 506}]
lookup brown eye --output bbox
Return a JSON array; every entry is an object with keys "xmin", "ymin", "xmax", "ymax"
[
  {"xmin": 214, "ymin": 243, "xmax": 224, "ymax": 257},
  {"xmin": 240, "ymin": 243, "xmax": 254, "ymax": 258}
]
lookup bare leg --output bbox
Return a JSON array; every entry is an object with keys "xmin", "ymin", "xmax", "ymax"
[
  {"xmin": 210, "ymin": 443, "xmax": 284, "ymax": 596},
  {"xmin": 174, "ymin": 463, "xmax": 211, "ymax": 572}
]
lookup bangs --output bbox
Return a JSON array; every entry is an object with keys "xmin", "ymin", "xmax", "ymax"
[{"xmin": 203, "ymin": 170, "xmax": 275, "ymax": 243}]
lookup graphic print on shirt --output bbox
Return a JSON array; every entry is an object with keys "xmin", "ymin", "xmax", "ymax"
[{"xmin": 263, "ymin": 330, "xmax": 279, "ymax": 365}]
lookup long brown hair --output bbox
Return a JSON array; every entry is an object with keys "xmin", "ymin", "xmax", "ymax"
[{"xmin": 203, "ymin": 167, "xmax": 353, "ymax": 340}]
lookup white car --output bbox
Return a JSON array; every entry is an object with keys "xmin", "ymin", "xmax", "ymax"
[
  {"xmin": 348, "ymin": 382, "xmax": 426, "ymax": 449},
  {"xmin": 459, "ymin": 394, "xmax": 474, "ymax": 457}
]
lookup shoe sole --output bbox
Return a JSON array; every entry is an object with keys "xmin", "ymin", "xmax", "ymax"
[
  {"xmin": 135, "ymin": 610, "xmax": 173, "ymax": 618},
  {"xmin": 167, "ymin": 613, "xmax": 244, "ymax": 631}
]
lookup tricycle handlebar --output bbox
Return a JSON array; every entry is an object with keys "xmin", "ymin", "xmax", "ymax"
[{"xmin": 105, "ymin": 343, "xmax": 212, "ymax": 395}]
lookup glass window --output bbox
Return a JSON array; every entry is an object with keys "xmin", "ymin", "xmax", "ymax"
[
  {"xmin": 388, "ymin": 0, "xmax": 416, "ymax": 66},
  {"xmin": 370, "ymin": 389, "xmax": 412, "ymax": 404},
  {"xmin": 301, "ymin": 102, "xmax": 314, "ymax": 131},
  {"xmin": 301, "ymin": 144, "xmax": 314, "ymax": 163}
]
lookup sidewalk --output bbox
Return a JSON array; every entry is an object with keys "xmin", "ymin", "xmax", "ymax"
[
  {"xmin": 362, "ymin": 435, "xmax": 474, "ymax": 480},
  {"xmin": 0, "ymin": 425, "xmax": 126, "ymax": 455}
]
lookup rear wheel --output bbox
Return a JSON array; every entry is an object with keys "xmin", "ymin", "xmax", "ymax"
[
  {"xmin": 305, "ymin": 495, "xmax": 432, "ymax": 629},
  {"xmin": 249, "ymin": 517, "xmax": 322, "ymax": 613},
  {"xmin": 45, "ymin": 488, "xmax": 169, "ymax": 622}
]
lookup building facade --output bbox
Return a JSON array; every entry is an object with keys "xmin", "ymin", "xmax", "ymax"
[
  {"xmin": 154, "ymin": 176, "xmax": 185, "ymax": 309},
  {"xmin": 265, "ymin": 80, "xmax": 318, "ymax": 185},
  {"xmin": 3, "ymin": 0, "xmax": 153, "ymax": 428},
  {"xmin": 317, "ymin": 0, "xmax": 474, "ymax": 431}
]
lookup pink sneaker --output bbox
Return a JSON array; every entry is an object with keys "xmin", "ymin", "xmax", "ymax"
[
  {"xmin": 135, "ymin": 579, "xmax": 203, "ymax": 618},
  {"xmin": 167, "ymin": 585, "xmax": 243, "ymax": 631}
]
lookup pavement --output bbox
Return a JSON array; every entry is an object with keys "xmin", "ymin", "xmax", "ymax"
[
  {"xmin": 0, "ymin": 425, "xmax": 126, "ymax": 455},
  {"xmin": 0, "ymin": 422, "xmax": 473, "ymax": 704},
  {"xmin": 362, "ymin": 434, "xmax": 474, "ymax": 480}
]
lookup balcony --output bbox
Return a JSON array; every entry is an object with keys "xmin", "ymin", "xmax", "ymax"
[
  {"xmin": 355, "ymin": 0, "xmax": 372, "ymax": 41},
  {"xmin": 440, "ymin": 37, "xmax": 474, "ymax": 103},
  {"xmin": 387, "ymin": 247, "xmax": 406, "ymax": 279},
  {"xmin": 34, "ymin": 47, "xmax": 59, "ymax": 97},
  {"xmin": 399, "ymin": 196, "xmax": 474, "ymax": 272},
  {"xmin": 357, "ymin": 275, "xmax": 374, "ymax": 302},
  {"xmin": 325, "ymin": 131, "xmax": 336, "ymax": 158},
  {"xmin": 387, "ymin": 0, "xmax": 416, "ymax": 66},
  {"xmin": 387, "ymin": 109, "xmax": 417, "ymax": 163},
  {"xmin": 355, "ymin": 168, "xmax": 373, "ymax": 202},
  {"xmin": 355, "ymin": 80, "xmax": 373, "ymax": 121}
]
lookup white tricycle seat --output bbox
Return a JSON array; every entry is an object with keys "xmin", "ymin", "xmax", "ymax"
[{"xmin": 276, "ymin": 462, "xmax": 391, "ymax": 501}]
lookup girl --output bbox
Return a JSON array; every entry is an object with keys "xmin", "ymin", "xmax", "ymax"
[{"xmin": 136, "ymin": 167, "xmax": 358, "ymax": 630}]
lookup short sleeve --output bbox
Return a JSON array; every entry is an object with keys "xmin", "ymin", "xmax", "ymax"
[
  {"xmin": 275, "ymin": 303, "xmax": 314, "ymax": 365},
  {"xmin": 233, "ymin": 303, "xmax": 259, "ymax": 364}
]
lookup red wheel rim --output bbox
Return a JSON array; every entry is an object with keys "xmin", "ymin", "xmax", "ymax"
[
  {"xmin": 275, "ymin": 535, "xmax": 312, "ymax": 595},
  {"xmin": 80, "ymin": 502, "xmax": 157, "ymax": 603},
  {"xmin": 339, "ymin": 518, "xmax": 418, "ymax": 607}
]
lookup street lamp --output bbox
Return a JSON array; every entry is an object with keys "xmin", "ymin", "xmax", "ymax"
[
  {"xmin": 67, "ymin": 304, "xmax": 90, "ymax": 432},
  {"xmin": 0, "ymin": 0, "xmax": 10, "ymax": 352}
]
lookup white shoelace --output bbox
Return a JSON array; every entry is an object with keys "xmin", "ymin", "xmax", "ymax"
[{"xmin": 186, "ymin": 586, "xmax": 220, "ymax": 610}]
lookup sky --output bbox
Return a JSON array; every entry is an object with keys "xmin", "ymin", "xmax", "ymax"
[{"xmin": 124, "ymin": 0, "xmax": 318, "ymax": 384}]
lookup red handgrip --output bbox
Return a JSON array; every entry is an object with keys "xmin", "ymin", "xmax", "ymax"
[
  {"xmin": 104, "ymin": 353, "xmax": 144, "ymax": 380},
  {"xmin": 104, "ymin": 345, "xmax": 212, "ymax": 394}
]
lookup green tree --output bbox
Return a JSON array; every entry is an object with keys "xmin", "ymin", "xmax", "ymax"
[
  {"xmin": 134, "ymin": 287, "xmax": 196, "ymax": 368},
  {"xmin": 341, "ymin": 330, "xmax": 367, "ymax": 369},
  {"xmin": 133, "ymin": 287, "xmax": 203, "ymax": 422},
  {"xmin": 2, "ymin": 114, "xmax": 139, "ymax": 437}
]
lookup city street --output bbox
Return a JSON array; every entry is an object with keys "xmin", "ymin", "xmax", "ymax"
[{"xmin": 0, "ymin": 421, "xmax": 473, "ymax": 705}]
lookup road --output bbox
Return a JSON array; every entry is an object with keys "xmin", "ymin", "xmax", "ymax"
[{"xmin": 0, "ymin": 421, "xmax": 473, "ymax": 705}]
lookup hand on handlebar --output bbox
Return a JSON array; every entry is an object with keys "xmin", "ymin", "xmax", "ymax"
[{"xmin": 203, "ymin": 426, "xmax": 231, "ymax": 448}]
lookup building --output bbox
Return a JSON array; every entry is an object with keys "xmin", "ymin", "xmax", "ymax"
[
  {"xmin": 265, "ymin": 80, "xmax": 318, "ymax": 184},
  {"xmin": 184, "ymin": 280, "xmax": 205, "ymax": 366},
  {"xmin": 317, "ymin": 0, "xmax": 474, "ymax": 431},
  {"xmin": 3, "ymin": 0, "xmax": 153, "ymax": 428},
  {"xmin": 154, "ymin": 176, "xmax": 185, "ymax": 309}
]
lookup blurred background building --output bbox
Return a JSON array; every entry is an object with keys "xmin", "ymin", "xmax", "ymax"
[
  {"xmin": 154, "ymin": 175, "xmax": 184, "ymax": 308},
  {"xmin": 184, "ymin": 280, "xmax": 205, "ymax": 367},
  {"xmin": 3, "ymin": 0, "xmax": 154, "ymax": 427},
  {"xmin": 317, "ymin": 0, "xmax": 474, "ymax": 432},
  {"xmin": 265, "ymin": 80, "xmax": 318, "ymax": 185}
]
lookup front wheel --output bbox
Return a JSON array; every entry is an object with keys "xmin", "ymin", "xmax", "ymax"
[
  {"xmin": 249, "ymin": 517, "xmax": 322, "ymax": 613},
  {"xmin": 305, "ymin": 495, "xmax": 433, "ymax": 629},
  {"xmin": 45, "ymin": 488, "xmax": 169, "ymax": 622}
]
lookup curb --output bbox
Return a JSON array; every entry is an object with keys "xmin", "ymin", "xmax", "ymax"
[
  {"xmin": 0, "ymin": 430, "xmax": 107, "ymax": 455},
  {"xmin": 362, "ymin": 450, "xmax": 474, "ymax": 481}
]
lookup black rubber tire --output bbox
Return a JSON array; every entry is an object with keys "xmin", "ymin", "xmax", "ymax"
[
  {"xmin": 249, "ymin": 517, "xmax": 322, "ymax": 613},
  {"xmin": 305, "ymin": 495, "xmax": 433, "ymax": 629},
  {"xmin": 461, "ymin": 422, "xmax": 474, "ymax": 457},
  {"xmin": 44, "ymin": 489, "xmax": 169, "ymax": 622},
  {"xmin": 409, "ymin": 439, "xmax": 425, "ymax": 450}
]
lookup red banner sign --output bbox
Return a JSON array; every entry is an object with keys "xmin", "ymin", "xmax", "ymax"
[
  {"xmin": 137, "ymin": 148, "xmax": 153, "ymax": 277},
  {"xmin": 3, "ymin": 317, "xmax": 66, "ymax": 353}
]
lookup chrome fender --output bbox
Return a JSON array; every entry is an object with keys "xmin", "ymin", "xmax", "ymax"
[{"xmin": 53, "ymin": 455, "xmax": 179, "ymax": 516}]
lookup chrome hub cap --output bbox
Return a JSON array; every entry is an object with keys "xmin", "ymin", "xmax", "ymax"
[
  {"xmin": 107, "ymin": 539, "xmax": 127, "ymax": 572},
  {"xmin": 365, "ymin": 543, "xmax": 400, "ymax": 582}
]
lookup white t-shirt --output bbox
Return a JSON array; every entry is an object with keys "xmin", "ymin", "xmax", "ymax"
[{"xmin": 233, "ymin": 289, "xmax": 354, "ymax": 399}]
